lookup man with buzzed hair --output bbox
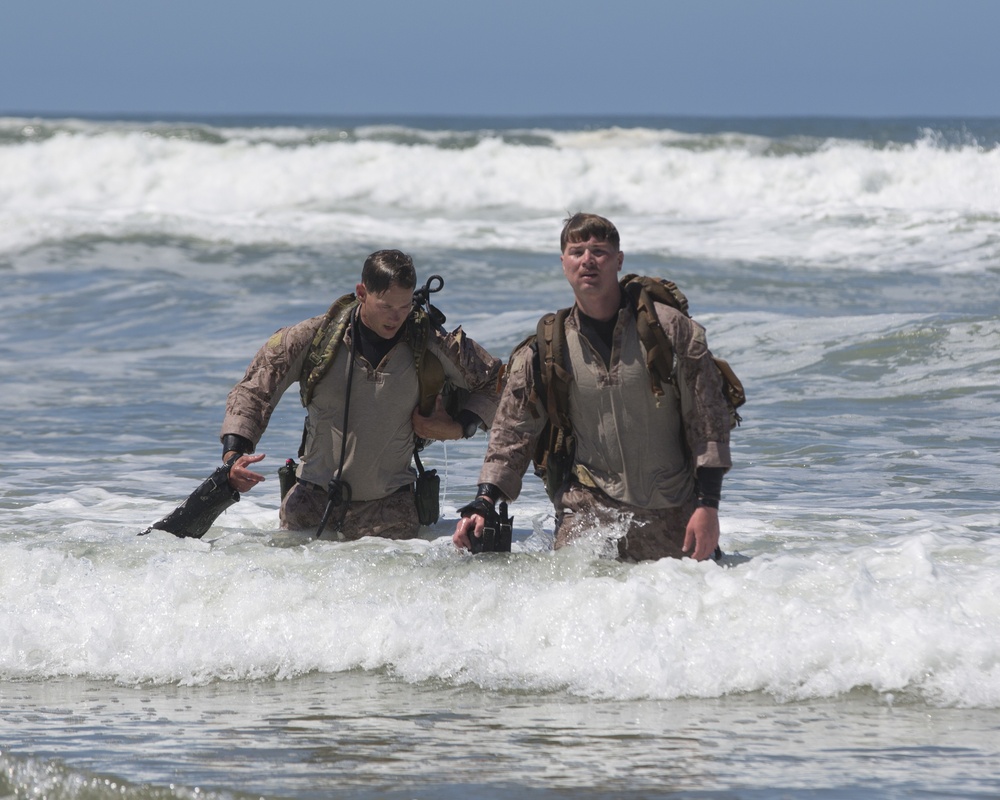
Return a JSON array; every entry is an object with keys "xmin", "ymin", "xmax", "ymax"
[
  {"xmin": 454, "ymin": 215, "xmax": 733, "ymax": 561},
  {"xmin": 223, "ymin": 249, "xmax": 502, "ymax": 539}
]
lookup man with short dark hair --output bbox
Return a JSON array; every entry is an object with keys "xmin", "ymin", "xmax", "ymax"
[
  {"xmin": 224, "ymin": 249, "xmax": 502, "ymax": 539},
  {"xmin": 453, "ymin": 215, "xmax": 733, "ymax": 561}
]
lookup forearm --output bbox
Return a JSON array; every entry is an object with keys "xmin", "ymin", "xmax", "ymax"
[
  {"xmin": 695, "ymin": 465, "xmax": 726, "ymax": 509},
  {"xmin": 478, "ymin": 408, "xmax": 546, "ymax": 501}
]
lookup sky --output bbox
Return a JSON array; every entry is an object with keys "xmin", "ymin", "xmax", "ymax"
[{"xmin": 2, "ymin": 0, "xmax": 999, "ymax": 119}]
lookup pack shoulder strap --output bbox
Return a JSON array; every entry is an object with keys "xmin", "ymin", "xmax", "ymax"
[
  {"xmin": 535, "ymin": 308, "xmax": 573, "ymax": 430},
  {"xmin": 299, "ymin": 295, "xmax": 445, "ymax": 412},
  {"xmin": 620, "ymin": 273, "xmax": 689, "ymax": 313},
  {"xmin": 519, "ymin": 314, "xmax": 573, "ymax": 501},
  {"xmin": 408, "ymin": 307, "xmax": 446, "ymax": 417},
  {"xmin": 300, "ymin": 293, "xmax": 358, "ymax": 406},
  {"xmin": 621, "ymin": 274, "xmax": 689, "ymax": 398}
]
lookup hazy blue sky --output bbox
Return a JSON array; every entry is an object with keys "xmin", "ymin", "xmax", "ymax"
[{"xmin": 3, "ymin": 0, "xmax": 998, "ymax": 118}]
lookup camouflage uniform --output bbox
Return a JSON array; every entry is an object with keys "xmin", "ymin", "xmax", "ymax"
[
  {"xmin": 221, "ymin": 314, "xmax": 501, "ymax": 538},
  {"xmin": 480, "ymin": 301, "xmax": 732, "ymax": 560}
]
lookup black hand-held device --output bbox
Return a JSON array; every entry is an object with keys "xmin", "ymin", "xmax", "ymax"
[{"xmin": 470, "ymin": 501, "xmax": 513, "ymax": 554}]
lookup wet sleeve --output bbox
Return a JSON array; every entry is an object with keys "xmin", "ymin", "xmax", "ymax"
[
  {"xmin": 478, "ymin": 343, "xmax": 549, "ymax": 501},
  {"xmin": 219, "ymin": 318, "xmax": 318, "ymax": 447},
  {"xmin": 660, "ymin": 306, "xmax": 733, "ymax": 471},
  {"xmin": 432, "ymin": 326, "xmax": 503, "ymax": 427}
]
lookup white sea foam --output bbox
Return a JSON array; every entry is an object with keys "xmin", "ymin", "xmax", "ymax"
[
  {"xmin": 2, "ymin": 496, "xmax": 998, "ymax": 709},
  {"xmin": 2, "ymin": 118, "xmax": 997, "ymax": 272}
]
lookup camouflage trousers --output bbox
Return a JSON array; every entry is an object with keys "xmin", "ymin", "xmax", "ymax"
[
  {"xmin": 280, "ymin": 481, "xmax": 420, "ymax": 540},
  {"xmin": 554, "ymin": 481, "xmax": 698, "ymax": 561}
]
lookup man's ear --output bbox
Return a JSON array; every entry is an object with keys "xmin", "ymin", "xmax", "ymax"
[{"xmin": 355, "ymin": 283, "xmax": 366, "ymax": 300}]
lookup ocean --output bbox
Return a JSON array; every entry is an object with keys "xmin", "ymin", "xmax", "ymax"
[{"xmin": 1, "ymin": 113, "xmax": 998, "ymax": 799}]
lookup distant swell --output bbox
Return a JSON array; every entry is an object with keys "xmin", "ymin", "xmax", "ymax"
[{"xmin": 2, "ymin": 116, "xmax": 998, "ymax": 274}]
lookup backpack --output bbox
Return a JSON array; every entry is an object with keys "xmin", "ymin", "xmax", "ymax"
[{"xmin": 526, "ymin": 273, "xmax": 745, "ymax": 500}]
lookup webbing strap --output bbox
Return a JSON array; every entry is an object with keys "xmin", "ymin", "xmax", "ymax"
[
  {"xmin": 631, "ymin": 285, "xmax": 673, "ymax": 398},
  {"xmin": 536, "ymin": 308, "xmax": 573, "ymax": 430},
  {"xmin": 408, "ymin": 308, "xmax": 446, "ymax": 417},
  {"xmin": 300, "ymin": 294, "xmax": 358, "ymax": 406}
]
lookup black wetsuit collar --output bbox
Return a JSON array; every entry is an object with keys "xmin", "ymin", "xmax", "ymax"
[
  {"xmin": 577, "ymin": 291, "xmax": 627, "ymax": 369},
  {"xmin": 355, "ymin": 315, "xmax": 404, "ymax": 369}
]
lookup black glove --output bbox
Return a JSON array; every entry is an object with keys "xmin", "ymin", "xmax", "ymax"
[{"xmin": 458, "ymin": 497, "xmax": 512, "ymax": 554}]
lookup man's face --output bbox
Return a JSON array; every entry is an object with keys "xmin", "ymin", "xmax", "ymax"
[
  {"xmin": 561, "ymin": 236, "xmax": 623, "ymax": 298},
  {"xmin": 356, "ymin": 283, "xmax": 413, "ymax": 339}
]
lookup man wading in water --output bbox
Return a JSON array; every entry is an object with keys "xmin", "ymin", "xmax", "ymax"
[
  {"xmin": 223, "ymin": 249, "xmax": 502, "ymax": 540},
  {"xmin": 454, "ymin": 214, "xmax": 736, "ymax": 561}
]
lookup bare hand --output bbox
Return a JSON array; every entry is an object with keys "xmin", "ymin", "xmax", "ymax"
[
  {"xmin": 411, "ymin": 395, "xmax": 462, "ymax": 441},
  {"xmin": 682, "ymin": 505, "xmax": 720, "ymax": 561},
  {"xmin": 453, "ymin": 513, "xmax": 487, "ymax": 551},
  {"xmin": 228, "ymin": 453, "xmax": 266, "ymax": 493}
]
